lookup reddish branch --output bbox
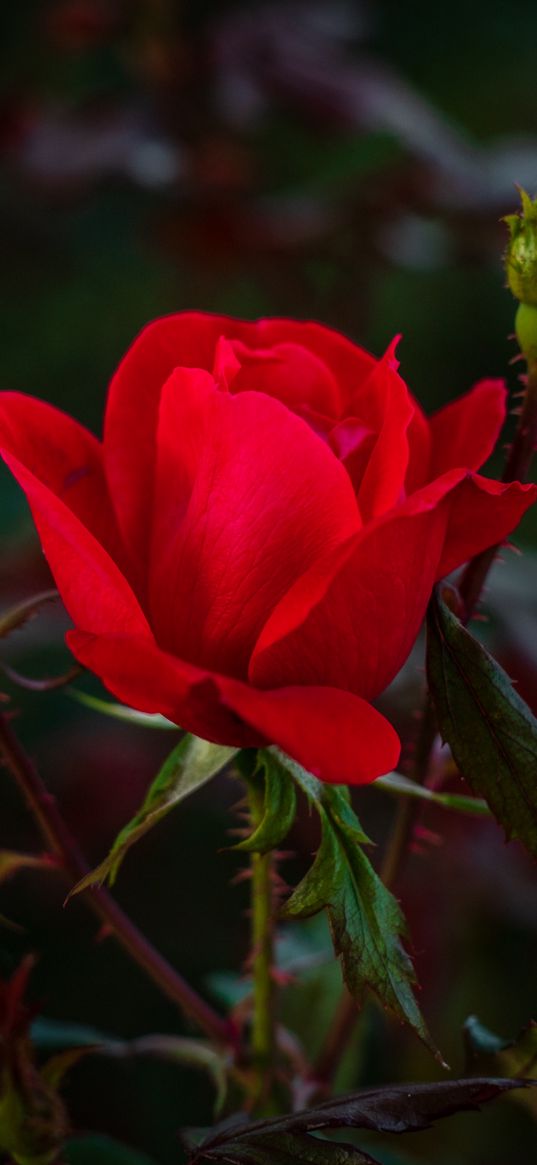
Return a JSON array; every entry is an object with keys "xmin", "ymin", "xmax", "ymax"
[{"xmin": 0, "ymin": 710, "xmax": 237, "ymax": 1052}]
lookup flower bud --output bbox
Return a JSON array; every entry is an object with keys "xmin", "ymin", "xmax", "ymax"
[
  {"xmin": 504, "ymin": 188, "xmax": 537, "ymax": 308},
  {"xmin": 514, "ymin": 302, "xmax": 537, "ymax": 361}
]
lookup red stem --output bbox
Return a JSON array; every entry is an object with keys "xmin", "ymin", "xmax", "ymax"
[{"xmin": 0, "ymin": 711, "xmax": 237, "ymax": 1051}]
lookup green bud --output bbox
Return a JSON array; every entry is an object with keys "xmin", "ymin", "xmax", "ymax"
[
  {"xmin": 515, "ymin": 302, "xmax": 537, "ymax": 361},
  {"xmin": 504, "ymin": 188, "xmax": 537, "ymax": 307}
]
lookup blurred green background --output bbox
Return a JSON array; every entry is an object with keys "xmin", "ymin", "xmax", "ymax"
[{"xmin": 1, "ymin": 3, "xmax": 537, "ymax": 1163}]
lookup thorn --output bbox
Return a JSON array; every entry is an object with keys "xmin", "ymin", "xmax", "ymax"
[
  {"xmin": 230, "ymin": 868, "xmax": 252, "ymax": 886},
  {"xmin": 505, "ymin": 541, "xmax": 523, "ymax": 555},
  {"xmin": 271, "ymin": 968, "xmax": 294, "ymax": 987},
  {"xmin": 95, "ymin": 922, "xmax": 113, "ymax": 943},
  {"xmin": 414, "ymin": 826, "xmax": 443, "ymax": 846}
]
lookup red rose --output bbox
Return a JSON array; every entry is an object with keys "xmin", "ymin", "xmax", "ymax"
[{"xmin": 1, "ymin": 314, "xmax": 535, "ymax": 784}]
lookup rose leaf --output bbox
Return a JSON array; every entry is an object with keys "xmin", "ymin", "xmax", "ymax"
[{"xmin": 427, "ymin": 587, "xmax": 537, "ymax": 860}]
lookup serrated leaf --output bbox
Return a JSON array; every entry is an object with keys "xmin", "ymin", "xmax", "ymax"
[
  {"xmin": 190, "ymin": 1078, "xmax": 530, "ymax": 1164},
  {"xmin": 235, "ymin": 752, "xmax": 297, "ymax": 854},
  {"xmin": 270, "ymin": 751, "xmax": 437, "ymax": 1058},
  {"xmin": 68, "ymin": 689, "xmax": 176, "ymax": 729},
  {"xmin": 427, "ymin": 589, "xmax": 537, "ymax": 860},
  {"xmin": 69, "ymin": 736, "xmax": 238, "ymax": 894},
  {"xmin": 196, "ymin": 1130, "xmax": 377, "ymax": 1164}
]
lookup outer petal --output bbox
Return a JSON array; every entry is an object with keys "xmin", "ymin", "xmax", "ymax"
[
  {"xmin": 103, "ymin": 312, "xmax": 377, "ymax": 564},
  {"xmin": 0, "ymin": 392, "xmax": 119, "ymax": 555},
  {"xmin": 0, "ymin": 449, "xmax": 150, "ymax": 638},
  {"xmin": 150, "ymin": 369, "xmax": 361, "ymax": 676},
  {"xmin": 437, "ymin": 474, "xmax": 537, "ymax": 577},
  {"xmin": 251, "ymin": 469, "xmax": 537, "ymax": 701},
  {"xmin": 429, "ymin": 379, "xmax": 507, "ymax": 476},
  {"xmin": 67, "ymin": 630, "xmax": 400, "ymax": 785},
  {"xmin": 0, "ymin": 392, "xmax": 147, "ymax": 635},
  {"xmin": 250, "ymin": 479, "xmax": 456, "ymax": 700}
]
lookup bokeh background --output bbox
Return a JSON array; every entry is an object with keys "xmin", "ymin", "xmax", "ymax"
[{"xmin": 1, "ymin": 3, "xmax": 537, "ymax": 1163}]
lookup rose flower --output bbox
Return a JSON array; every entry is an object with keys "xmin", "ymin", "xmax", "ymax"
[{"xmin": 0, "ymin": 315, "xmax": 535, "ymax": 783}]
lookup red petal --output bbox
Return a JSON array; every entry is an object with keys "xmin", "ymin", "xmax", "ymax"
[
  {"xmin": 429, "ymin": 380, "xmax": 507, "ymax": 476},
  {"xmin": 150, "ymin": 369, "xmax": 361, "ymax": 676},
  {"xmin": 67, "ymin": 630, "xmax": 400, "ymax": 785},
  {"xmin": 437, "ymin": 473, "xmax": 537, "ymax": 577},
  {"xmin": 250, "ymin": 483, "xmax": 454, "ymax": 700},
  {"xmin": 103, "ymin": 312, "xmax": 377, "ymax": 564},
  {"xmin": 405, "ymin": 400, "xmax": 431, "ymax": 493},
  {"xmin": 353, "ymin": 347, "xmax": 415, "ymax": 519},
  {"xmin": 1, "ymin": 451, "xmax": 150, "ymax": 637},
  {"xmin": 229, "ymin": 339, "xmax": 342, "ymax": 417},
  {"xmin": 0, "ymin": 392, "xmax": 118, "ymax": 554},
  {"xmin": 251, "ymin": 468, "xmax": 537, "ymax": 700}
]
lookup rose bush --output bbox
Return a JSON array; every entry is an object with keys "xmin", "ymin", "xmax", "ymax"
[{"xmin": 0, "ymin": 314, "xmax": 535, "ymax": 783}]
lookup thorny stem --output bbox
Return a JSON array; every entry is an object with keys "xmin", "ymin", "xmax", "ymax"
[
  {"xmin": 0, "ymin": 710, "xmax": 237, "ymax": 1052},
  {"xmin": 245, "ymin": 776, "xmax": 277, "ymax": 1112},
  {"xmin": 380, "ymin": 694, "xmax": 438, "ymax": 888},
  {"xmin": 458, "ymin": 356, "xmax": 537, "ymax": 618}
]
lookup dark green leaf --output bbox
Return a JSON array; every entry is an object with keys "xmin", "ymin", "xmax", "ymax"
[
  {"xmin": 235, "ymin": 752, "xmax": 297, "ymax": 854},
  {"xmin": 196, "ymin": 1130, "xmax": 377, "ymax": 1164},
  {"xmin": 190, "ymin": 1078, "xmax": 530, "ymax": 1164},
  {"xmin": 427, "ymin": 589, "xmax": 537, "ymax": 859},
  {"xmin": 271, "ymin": 751, "xmax": 438, "ymax": 1059},
  {"xmin": 69, "ymin": 736, "xmax": 238, "ymax": 894}
]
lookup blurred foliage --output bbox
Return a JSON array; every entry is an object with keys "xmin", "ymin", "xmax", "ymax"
[{"xmin": 1, "ymin": 2, "xmax": 537, "ymax": 1162}]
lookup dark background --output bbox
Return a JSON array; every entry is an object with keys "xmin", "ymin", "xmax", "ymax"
[{"xmin": 1, "ymin": 3, "xmax": 536, "ymax": 1163}]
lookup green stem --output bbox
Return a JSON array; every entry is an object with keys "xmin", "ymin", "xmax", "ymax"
[{"xmin": 246, "ymin": 777, "xmax": 276, "ymax": 1110}]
